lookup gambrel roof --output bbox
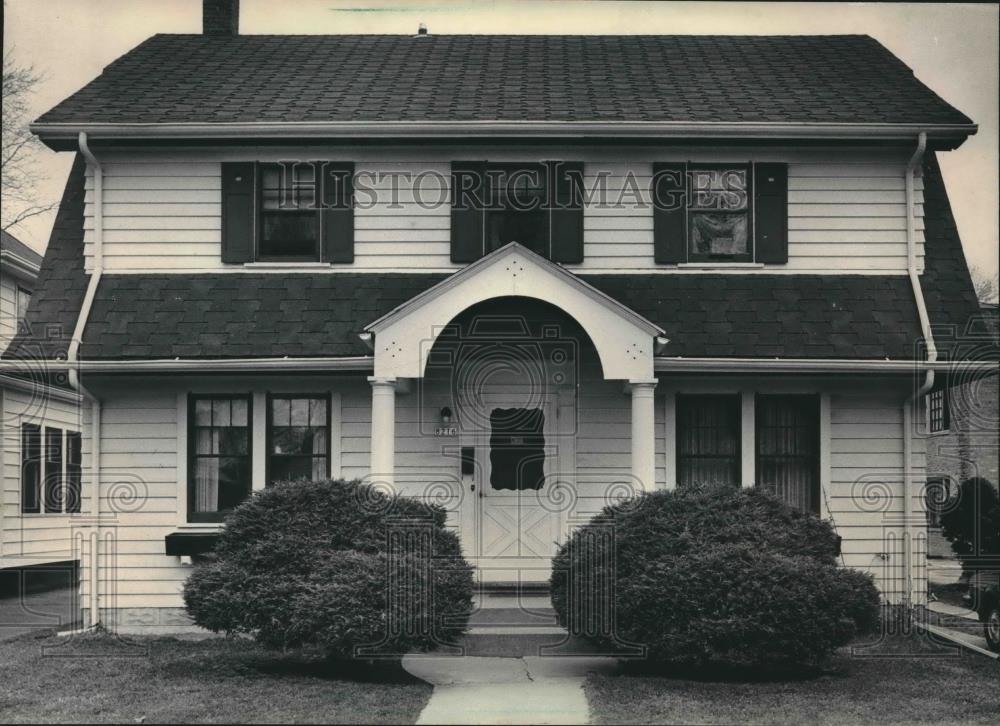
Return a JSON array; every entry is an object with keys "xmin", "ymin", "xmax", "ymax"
[
  {"xmin": 3, "ymin": 152, "xmax": 990, "ymax": 366},
  {"xmin": 33, "ymin": 34, "xmax": 973, "ymax": 134}
]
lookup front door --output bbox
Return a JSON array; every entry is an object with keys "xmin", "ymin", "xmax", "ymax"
[{"xmin": 471, "ymin": 397, "xmax": 563, "ymax": 582}]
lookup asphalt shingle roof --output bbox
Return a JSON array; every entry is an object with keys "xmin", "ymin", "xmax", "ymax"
[
  {"xmin": 1, "ymin": 230, "xmax": 44, "ymax": 269},
  {"xmin": 2, "ymin": 153, "xmax": 987, "ymax": 364},
  {"xmin": 36, "ymin": 34, "xmax": 972, "ymax": 126}
]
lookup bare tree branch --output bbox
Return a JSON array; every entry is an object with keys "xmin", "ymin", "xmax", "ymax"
[{"xmin": 2, "ymin": 48, "xmax": 56, "ymax": 233}]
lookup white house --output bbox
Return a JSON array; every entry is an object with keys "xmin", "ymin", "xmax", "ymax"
[
  {"xmin": 1, "ymin": 230, "xmax": 83, "ymax": 584},
  {"xmin": 1, "ymin": 0, "xmax": 991, "ymax": 632}
]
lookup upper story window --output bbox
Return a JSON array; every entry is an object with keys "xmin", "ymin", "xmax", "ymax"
[
  {"xmin": 653, "ymin": 162, "xmax": 787, "ymax": 265},
  {"xmin": 486, "ymin": 163, "xmax": 549, "ymax": 257},
  {"xmin": 687, "ymin": 165, "xmax": 752, "ymax": 262},
  {"xmin": 221, "ymin": 162, "xmax": 355, "ymax": 266},
  {"xmin": 929, "ymin": 388, "xmax": 950, "ymax": 433},
  {"xmin": 451, "ymin": 161, "xmax": 585, "ymax": 265},
  {"xmin": 259, "ymin": 163, "xmax": 320, "ymax": 261}
]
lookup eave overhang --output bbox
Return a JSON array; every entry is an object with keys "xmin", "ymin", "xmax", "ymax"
[
  {"xmin": 0, "ymin": 250, "xmax": 41, "ymax": 284},
  {"xmin": 3, "ymin": 357, "xmax": 994, "ymax": 376},
  {"xmin": 30, "ymin": 120, "xmax": 978, "ymax": 151}
]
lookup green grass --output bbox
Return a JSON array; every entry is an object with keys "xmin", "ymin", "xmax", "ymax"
[
  {"xmin": 0, "ymin": 630, "xmax": 432, "ymax": 724},
  {"xmin": 585, "ymin": 634, "xmax": 1000, "ymax": 725}
]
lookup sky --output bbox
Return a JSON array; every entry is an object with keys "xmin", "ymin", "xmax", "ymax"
[{"xmin": 3, "ymin": 0, "xmax": 998, "ymax": 285}]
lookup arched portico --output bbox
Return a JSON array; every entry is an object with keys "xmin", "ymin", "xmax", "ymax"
[{"xmin": 363, "ymin": 243, "xmax": 664, "ymax": 492}]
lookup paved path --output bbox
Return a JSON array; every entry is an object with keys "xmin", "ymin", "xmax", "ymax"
[
  {"xmin": 403, "ymin": 655, "xmax": 618, "ymax": 725},
  {"xmin": 0, "ymin": 586, "xmax": 78, "ymax": 641}
]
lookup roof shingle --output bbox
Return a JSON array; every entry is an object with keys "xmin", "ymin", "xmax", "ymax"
[{"xmin": 36, "ymin": 34, "xmax": 972, "ymax": 127}]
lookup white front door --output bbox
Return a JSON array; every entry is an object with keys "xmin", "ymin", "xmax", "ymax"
[{"xmin": 464, "ymin": 392, "xmax": 565, "ymax": 583}]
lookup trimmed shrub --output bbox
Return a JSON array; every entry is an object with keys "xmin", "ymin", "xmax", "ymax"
[
  {"xmin": 183, "ymin": 479, "xmax": 474, "ymax": 658},
  {"xmin": 551, "ymin": 485, "xmax": 880, "ymax": 669}
]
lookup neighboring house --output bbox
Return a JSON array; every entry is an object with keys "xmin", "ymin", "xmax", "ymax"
[
  {"xmin": 1, "ymin": 0, "xmax": 993, "ymax": 632},
  {"xmin": 1, "ymin": 229, "xmax": 83, "ymax": 585},
  {"xmin": 925, "ymin": 303, "xmax": 1000, "ymax": 556}
]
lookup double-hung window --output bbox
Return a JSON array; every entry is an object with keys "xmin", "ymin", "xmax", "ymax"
[
  {"xmin": 755, "ymin": 395, "xmax": 820, "ymax": 514},
  {"xmin": 259, "ymin": 163, "xmax": 320, "ymax": 261},
  {"xmin": 686, "ymin": 165, "xmax": 753, "ymax": 262},
  {"xmin": 188, "ymin": 395, "xmax": 252, "ymax": 522},
  {"xmin": 485, "ymin": 163, "xmax": 550, "ymax": 257},
  {"xmin": 267, "ymin": 395, "xmax": 330, "ymax": 484},
  {"xmin": 676, "ymin": 394, "xmax": 741, "ymax": 487},
  {"xmin": 20, "ymin": 424, "xmax": 80, "ymax": 515}
]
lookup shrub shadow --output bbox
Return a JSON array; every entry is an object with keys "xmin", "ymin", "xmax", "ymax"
[{"xmin": 618, "ymin": 658, "xmax": 842, "ymax": 683}]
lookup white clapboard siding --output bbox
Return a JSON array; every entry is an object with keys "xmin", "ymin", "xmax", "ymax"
[
  {"xmin": 828, "ymin": 392, "xmax": 926, "ymax": 603},
  {"xmin": 82, "ymin": 151, "xmax": 923, "ymax": 274},
  {"xmin": 0, "ymin": 273, "xmax": 18, "ymax": 345},
  {"xmin": 1, "ymin": 387, "xmax": 84, "ymax": 562}
]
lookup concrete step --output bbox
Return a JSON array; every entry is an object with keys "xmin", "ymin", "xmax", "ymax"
[
  {"xmin": 468, "ymin": 606, "xmax": 558, "ymax": 627},
  {"xmin": 456, "ymin": 627, "xmax": 607, "ymax": 657}
]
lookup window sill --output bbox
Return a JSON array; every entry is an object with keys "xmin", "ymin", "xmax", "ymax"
[
  {"xmin": 176, "ymin": 522, "xmax": 225, "ymax": 531},
  {"xmin": 676, "ymin": 262, "xmax": 766, "ymax": 269},
  {"xmin": 243, "ymin": 262, "xmax": 332, "ymax": 269}
]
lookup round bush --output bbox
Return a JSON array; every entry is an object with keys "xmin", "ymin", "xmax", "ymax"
[
  {"xmin": 551, "ymin": 485, "xmax": 880, "ymax": 669},
  {"xmin": 183, "ymin": 479, "xmax": 474, "ymax": 658}
]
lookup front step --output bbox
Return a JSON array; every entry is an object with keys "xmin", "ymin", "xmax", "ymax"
[{"xmin": 457, "ymin": 582, "xmax": 603, "ymax": 656}]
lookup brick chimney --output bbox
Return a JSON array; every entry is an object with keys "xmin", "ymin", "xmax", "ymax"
[{"xmin": 203, "ymin": 0, "xmax": 239, "ymax": 36}]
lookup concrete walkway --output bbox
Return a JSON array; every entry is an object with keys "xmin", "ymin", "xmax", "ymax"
[{"xmin": 403, "ymin": 655, "xmax": 618, "ymax": 725}]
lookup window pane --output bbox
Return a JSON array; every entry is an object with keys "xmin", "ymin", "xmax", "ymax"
[
  {"xmin": 231, "ymin": 399, "xmax": 248, "ymax": 427},
  {"xmin": 290, "ymin": 398, "xmax": 309, "ymax": 426},
  {"xmin": 690, "ymin": 212, "xmax": 748, "ymax": 257},
  {"xmin": 272, "ymin": 398, "xmax": 290, "ymax": 427},
  {"xmin": 260, "ymin": 212, "xmax": 318, "ymax": 258},
  {"xmin": 689, "ymin": 168, "xmax": 748, "ymax": 210},
  {"xmin": 194, "ymin": 458, "xmax": 220, "ymax": 513},
  {"xmin": 44, "ymin": 427, "xmax": 63, "ymax": 513},
  {"xmin": 270, "ymin": 456, "xmax": 316, "ymax": 482},
  {"xmin": 756, "ymin": 395, "xmax": 819, "ymax": 514},
  {"xmin": 213, "ymin": 399, "xmax": 230, "ymax": 427},
  {"xmin": 310, "ymin": 399, "xmax": 327, "ymax": 426},
  {"xmin": 21, "ymin": 424, "xmax": 41, "ymax": 514},
  {"xmin": 17, "ymin": 287, "xmax": 31, "ymax": 325},
  {"xmin": 195, "ymin": 400, "xmax": 213, "ymax": 426},
  {"xmin": 218, "ymin": 428, "xmax": 248, "ymax": 456},
  {"xmin": 676, "ymin": 395, "xmax": 740, "ymax": 487}
]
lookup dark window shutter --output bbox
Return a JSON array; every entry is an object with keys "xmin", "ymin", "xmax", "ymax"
[
  {"xmin": 754, "ymin": 163, "xmax": 788, "ymax": 264},
  {"xmin": 549, "ymin": 161, "xmax": 585, "ymax": 264},
  {"xmin": 451, "ymin": 162, "xmax": 487, "ymax": 263},
  {"xmin": 221, "ymin": 162, "xmax": 255, "ymax": 264},
  {"xmin": 652, "ymin": 162, "xmax": 687, "ymax": 264},
  {"xmin": 322, "ymin": 162, "xmax": 355, "ymax": 263}
]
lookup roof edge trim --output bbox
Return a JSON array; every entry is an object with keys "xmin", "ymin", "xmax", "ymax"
[{"xmin": 31, "ymin": 120, "xmax": 978, "ymax": 145}]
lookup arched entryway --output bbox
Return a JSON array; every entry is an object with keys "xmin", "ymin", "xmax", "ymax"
[{"xmin": 362, "ymin": 244, "xmax": 663, "ymax": 579}]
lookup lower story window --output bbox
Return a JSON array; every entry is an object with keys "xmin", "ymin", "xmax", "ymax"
[
  {"xmin": 756, "ymin": 394, "xmax": 820, "ymax": 514},
  {"xmin": 267, "ymin": 395, "xmax": 329, "ymax": 484},
  {"xmin": 189, "ymin": 395, "xmax": 252, "ymax": 522},
  {"xmin": 21, "ymin": 423, "xmax": 41, "ymax": 513},
  {"xmin": 676, "ymin": 394, "xmax": 741, "ymax": 487},
  {"xmin": 21, "ymin": 424, "xmax": 79, "ymax": 515}
]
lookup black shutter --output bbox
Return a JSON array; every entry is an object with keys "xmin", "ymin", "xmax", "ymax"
[
  {"xmin": 754, "ymin": 163, "xmax": 788, "ymax": 264},
  {"xmin": 322, "ymin": 162, "xmax": 355, "ymax": 263},
  {"xmin": 653, "ymin": 162, "xmax": 687, "ymax": 264},
  {"xmin": 221, "ymin": 162, "xmax": 255, "ymax": 264},
  {"xmin": 549, "ymin": 161, "xmax": 585, "ymax": 263},
  {"xmin": 451, "ymin": 161, "xmax": 487, "ymax": 263}
]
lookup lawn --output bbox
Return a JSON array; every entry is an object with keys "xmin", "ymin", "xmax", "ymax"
[
  {"xmin": 585, "ymin": 634, "xmax": 1000, "ymax": 725},
  {"xmin": 0, "ymin": 630, "xmax": 432, "ymax": 724}
]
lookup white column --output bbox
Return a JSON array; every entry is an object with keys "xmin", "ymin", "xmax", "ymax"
[
  {"xmin": 368, "ymin": 377, "xmax": 397, "ymax": 490},
  {"xmin": 629, "ymin": 379, "xmax": 658, "ymax": 492}
]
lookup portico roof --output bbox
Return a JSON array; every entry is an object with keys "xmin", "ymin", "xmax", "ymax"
[{"xmin": 365, "ymin": 243, "xmax": 663, "ymax": 381}]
